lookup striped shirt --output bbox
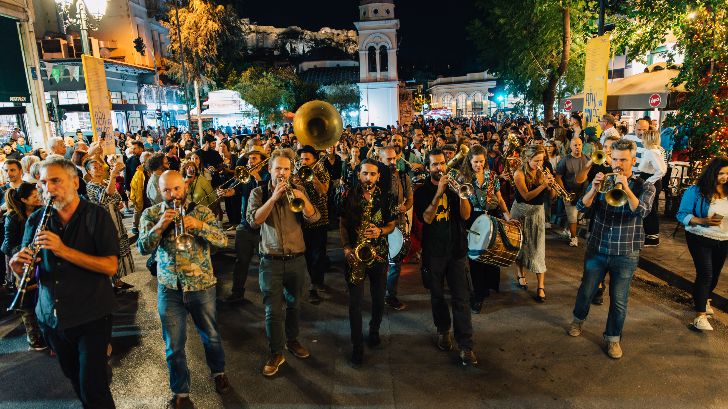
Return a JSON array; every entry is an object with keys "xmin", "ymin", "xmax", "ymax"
[
  {"xmin": 576, "ymin": 175, "xmax": 656, "ymax": 255},
  {"xmin": 622, "ymin": 134, "xmax": 644, "ymax": 173}
]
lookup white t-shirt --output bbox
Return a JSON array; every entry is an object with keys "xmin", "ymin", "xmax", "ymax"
[
  {"xmin": 686, "ymin": 197, "xmax": 728, "ymax": 241},
  {"xmin": 637, "ymin": 147, "xmax": 668, "ymax": 184}
]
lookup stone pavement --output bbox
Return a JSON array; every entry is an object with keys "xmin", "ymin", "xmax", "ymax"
[{"xmin": 1, "ymin": 219, "xmax": 728, "ymax": 408}]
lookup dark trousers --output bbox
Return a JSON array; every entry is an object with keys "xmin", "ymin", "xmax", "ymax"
[
  {"xmin": 41, "ymin": 315, "xmax": 115, "ymax": 409},
  {"xmin": 259, "ymin": 256, "xmax": 306, "ymax": 354},
  {"xmin": 225, "ymin": 194, "xmax": 242, "ymax": 225},
  {"xmin": 640, "ymin": 173, "xmax": 662, "ymax": 238},
  {"xmin": 686, "ymin": 231, "xmax": 728, "ymax": 312},
  {"xmin": 231, "ymin": 227, "xmax": 260, "ymax": 297},
  {"xmin": 347, "ymin": 262, "xmax": 387, "ymax": 349},
  {"xmin": 303, "ymin": 225, "xmax": 329, "ymax": 287},
  {"xmin": 423, "ymin": 255, "xmax": 473, "ymax": 350},
  {"xmin": 469, "ymin": 259, "xmax": 500, "ymax": 302}
]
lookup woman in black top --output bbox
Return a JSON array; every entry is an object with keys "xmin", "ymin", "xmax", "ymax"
[
  {"xmin": 2, "ymin": 182, "xmax": 46, "ymax": 350},
  {"xmin": 511, "ymin": 145, "xmax": 556, "ymax": 302}
]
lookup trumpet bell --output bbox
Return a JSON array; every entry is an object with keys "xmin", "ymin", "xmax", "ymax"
[
  {"xmin": 297, "ymin": 166, "xmax": 314, "ymax": 183},
  {"xmin": 175, "ymin": 234, "xmax": 195, "ymax": 252},
  {"xmin": 289, "ymin": 198, "xmax": 305, "ymax": 213},
  {"xmin": 605, "ymin": 188, "xmax": 628, "ymax": 207},
  {"xmin": 592, "ymin": 150, "xmax": 606, "ymax": 165},
  {"xmin": 234, "ymin": 166, "xmax": 251, "ymax": 184},
  {"xmin": 293, "ymin": 100, "xmax": 343, "ymax": 150}
]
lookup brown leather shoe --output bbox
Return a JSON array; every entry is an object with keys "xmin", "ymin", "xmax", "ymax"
[
  {"xmin": 262, "ymin": 353, "xmax": 286, "ymax": 377},
  {"xmin": 166, "ymin": 395, "xmax": 194, "ymax": 409},
  {"xmin": 285, "ymin": 339, "xmax": 310, "ymax": 359},
  {"xmin": 214, "ymin": 374, "xmax": 231, "ymax": 394}
]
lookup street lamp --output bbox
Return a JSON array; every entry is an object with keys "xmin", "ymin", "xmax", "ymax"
[{"xmin": 55, "ymin": 0, "xmax": 108, "ymax": 55}]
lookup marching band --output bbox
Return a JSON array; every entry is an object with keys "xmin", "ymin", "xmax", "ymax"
[{"xmin": 2, "ymin": 103, "xmax": 727, "ymax": 409}]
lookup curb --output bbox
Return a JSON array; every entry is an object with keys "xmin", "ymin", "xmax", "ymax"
[{"xmin": 638, "ymin": 256, "xmax": 728, "ymax": 314}]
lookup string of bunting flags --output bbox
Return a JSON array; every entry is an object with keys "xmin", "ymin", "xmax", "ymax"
[{"xmin": 42, "ymin": 62, "xmax": 81, "ymax": 83}]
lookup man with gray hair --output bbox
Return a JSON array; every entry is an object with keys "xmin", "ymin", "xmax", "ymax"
[
  {"xmin": 10, "ymin": 156, "xmax": 120, "ymax": 407},
  {"xmin": 598, "ymin": 114, "xmax": 620, "ymax": 145},
  {"xmin": 568, "ymin": 139, "xmax": 656, "ymax": 360}
]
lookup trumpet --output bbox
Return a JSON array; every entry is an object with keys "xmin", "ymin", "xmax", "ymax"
[
  {"xmin": 7, "ymin": 198, "xmax": 54, "ymax": 312},
  {"xmin": 538, "ymin": 166, "xmax": 574, "ymax": 202},
  {"xmin": 591, "ymin": 150, "xmax": 606, "ymax": 165},
  {"xmin": 167, "ymin": 199, "xmax": 194, "ymax": 251},
  {"xmin": 598, "ymin": 172, "xmax": 629, "ymax": 207},
  {"xmin": 439, "ymin": 169, "xmax": 475, "ymax": 199},
  {"xmin": 295, "ymin": 155, "xmax": 325, "ymax": 183},
  {"xmin": 282, "ymin": 177, "xmax": 305, "ymax": 213}
]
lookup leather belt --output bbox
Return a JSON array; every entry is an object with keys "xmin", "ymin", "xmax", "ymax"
[{"xmin": 260, "ymin": 252, "xmax": 304, "ymax": 261}]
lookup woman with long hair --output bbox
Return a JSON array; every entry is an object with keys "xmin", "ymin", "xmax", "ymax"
[
  {"xmin": 84, "ymin": 157, "xmax": 135, "ymax": 290},
  {"xmin": 510, "ymin": 145, "xmax": 556, "ymax": 302},
  {"xmin": 342, "ymin": 145, "xmax": 362, "ymax": 190},
  {"xmin": 182, "ymin": 160, "xmax": 216, "ymax": 208},
  {"xmin": 638, "ymin": 129, "xmax": 668, "ymax": 246},
  {"xmin": 677, "ymin": 157, "xmax": 728, "ymax": 331},
  {"xmin": 2, "ymin": 182, "xmax": 46, "ymax": 350},
  {"xmin": 460, "ymin": 145, "xmax": 511, "ymax": 313}
]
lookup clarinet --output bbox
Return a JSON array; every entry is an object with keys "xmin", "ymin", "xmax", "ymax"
[{"xmin": 7, "ymin": 198, "xmax": 54, "ymax": 312}]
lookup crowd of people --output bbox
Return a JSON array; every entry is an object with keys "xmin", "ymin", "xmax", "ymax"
[{"xmin": 1, "ymin": 111, "xmax": 726, "ymax": 409}]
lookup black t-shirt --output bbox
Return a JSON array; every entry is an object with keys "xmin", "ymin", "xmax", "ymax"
[
  {"xmin": 414, "ymin": 180, "xmax": 468, "ymax": 259},
  {"xmin": 25, "ymin": 199, "xmax": 120, "ymax": 329},
  {"xmin": 587, "ymin": 163, "xmax": 613, "ymax": 183}
]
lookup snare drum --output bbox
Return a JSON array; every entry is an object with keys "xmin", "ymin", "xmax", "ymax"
[
  {"xmin": 467, "ymin": 214, "xmax": 522, "ymax": 267},
  {"xmin": 388, "ymin": 227, "xmax": 404, "ymax": 260}
]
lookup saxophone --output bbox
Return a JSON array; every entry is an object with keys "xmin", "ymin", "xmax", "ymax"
[{"xmin": 349, "ymin": 183, "xmax": 378, "ymax": 285}]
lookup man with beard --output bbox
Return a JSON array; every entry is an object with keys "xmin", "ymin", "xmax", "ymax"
[
  {"xmin": 413, "ymin": 148, "xmax": 477, "ymax": 367},
  {"xmin": 379, "ymin": 146, "xmax": 413, "ymax": 311}
]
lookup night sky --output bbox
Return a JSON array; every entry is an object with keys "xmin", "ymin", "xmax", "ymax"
[{"xmin": 236, "ymin": 0, "xmax": 481, "ymax": 79}]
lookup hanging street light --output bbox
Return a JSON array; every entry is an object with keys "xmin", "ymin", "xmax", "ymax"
[{"xmin": 54, "ymin": 0, "xmax": 108, "ymax": 55}]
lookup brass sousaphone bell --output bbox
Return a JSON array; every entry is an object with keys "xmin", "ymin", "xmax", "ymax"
[{"xmin": 293, "ymin": 100, "xmax": 343, "ymax": 150}]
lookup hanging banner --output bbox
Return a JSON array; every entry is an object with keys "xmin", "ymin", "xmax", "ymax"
[
  {"xmin": 582, "ymin": 35, "xmax": 611, "ymax": 139},
  {"xmin": 82, "ymin": 55, "xmax": 114, "ymax": 154}
]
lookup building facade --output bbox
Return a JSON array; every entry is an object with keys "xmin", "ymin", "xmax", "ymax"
[{"xmin": 427, "ymin": 71, "xmax": 522, "ymax": 117}]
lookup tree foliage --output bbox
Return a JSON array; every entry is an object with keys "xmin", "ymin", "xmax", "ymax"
[
  {"xmin": 228, "ymin": 67, "xmax": 292, "ymax": 124},
  {"xmin": 611, "ymin": 0, "xmax": 728, "ymax": 162},
  {"xmin": 321, "ymin": 83, "xmax": 360, "ymax": 113},
  {"xmin": 162, "ymin": 0, "xmax": 245, "ymax": 89},
  {"xmin": 469, "ymin": 0, "xmax": 598, "ymax": 122}
]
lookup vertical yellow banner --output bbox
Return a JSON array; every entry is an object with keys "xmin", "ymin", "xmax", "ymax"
[
  {"xmin": 583, "ymin": 35, "xmax": 611, "ymax": 138},
  {"xmin": 82, "ymin": 55, "xmax": 115, "ymax": 154}
]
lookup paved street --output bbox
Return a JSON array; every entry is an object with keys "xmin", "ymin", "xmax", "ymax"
[{"xmin": 1, "ymin": 225, "xmax": 728, "ymax": 409}]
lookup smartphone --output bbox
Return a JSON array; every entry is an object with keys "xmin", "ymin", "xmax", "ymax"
[{"xmin": 713, "ymin": 214, "xmax": 724, "ymax": 220}]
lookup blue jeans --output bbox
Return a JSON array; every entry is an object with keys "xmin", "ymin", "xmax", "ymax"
[
  {"xmin": 386, "ymin": 260, "xmax": 401, "ymax": 298},
  {"xmin": 158, "ymin": 285, "xmax": 225, "ymax": 395},
  {"xmin": 572, "ymin": 249, "xmax": 640, "ymax": 342}
]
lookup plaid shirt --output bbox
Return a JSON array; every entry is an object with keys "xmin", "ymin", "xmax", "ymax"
[{"xmin": 577, "ymin": 175, "xmax": 656, "ymax": 256}]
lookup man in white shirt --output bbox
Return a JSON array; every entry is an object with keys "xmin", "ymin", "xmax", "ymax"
[
  {"xmin": 598, "ymin": 114, "xmax": 620, "ymax": 145},
  {"xmin": 621, "ymin": 118, "xmax": 650, "ymax": 172}
]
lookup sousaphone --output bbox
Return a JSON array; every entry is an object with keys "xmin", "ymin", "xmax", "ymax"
[{"xmin": 293, "ymin": 100, "xmax": 343, "ymax": 150}]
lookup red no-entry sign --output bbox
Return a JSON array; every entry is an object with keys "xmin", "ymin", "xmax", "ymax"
[
  {"xmin": 649, "ymin": 94, "xmax": 662, "ymax": 108},
  {"xmin": 564, "ymin": 99, "xmax": 573, "ymax": 111}
]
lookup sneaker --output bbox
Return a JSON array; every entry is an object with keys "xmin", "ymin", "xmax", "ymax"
[
  {"xmin": 644, "ymin": 237, "xmax": 660, "ymax": 247},
  {"xmin": 308, "ymin": 289, "xmax": 322, "ymax": 305},
  {"xmin": 28, "ymin": 339, "xmax": 48, "ymax": 351},
  {"xmin": 605, "ymin": 340, "xmax": 623, "ymax": 359},
  {"xmin": 436, "ymin": 331, "xmax": 453, "ymax": 351},
  {"xmin": 214, "ymin": 374, "xmax": 231, "ymax": 394},
  {"xmin": 366, "ymin": 331, "xmax": 381, "ymax": 348},
  {"xmin": 349, "ymin": 347, "xmax": 363, "ymax": 368},
  {"xmin": 262, "ymin": 353, "xmax": 286, "ymax": 377},
  {"xmin": 569, "ymin": 237, "xmax": 579, "ymax": 247},
  {"xmin": 693, "ymin": 315, "xmax": 714, "ymax": 331},
  {"xmin": 167, "ymin": 395, "xmax": 194, "ymax": 409},
  {"xmin": 285, "ymin": 339, "xmax": 310, "ymax": 359},
  {"xmin": 558, "ymin": 229, "xmax": 571, "ymax": 239},
  {"xmin": 385, "ymin": 296, "xmax": 407, "ymax": 311},
  {"xmin": 568, "ymin": 321, "xmax": 582, "ymax": 337},
  {"xmin": 460, "ymin": 349, "xmax": 479, "ymax": 367},
  {"xmin": 592, "ymin": 288, "xmax": 604, "ymax": 305},
  {"xmin": 706, "ymin": 299, "xmax": 715, "ymax": 316}
]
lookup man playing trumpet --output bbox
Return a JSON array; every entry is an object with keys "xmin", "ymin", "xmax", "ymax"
[
  {"xmin": 247, "ymin": 148, "xmax": 320, "ymax": 377},
  {"xmin": 568, "ymin": 139, "xmax": 656, "ymax": 360},
  {"xmin": 340, "ymin": 159, "xmax": 396, "ymax": 368},
  {"xmin": 137, "ymin": 170, "xmax": 231, "ymax": 408}
]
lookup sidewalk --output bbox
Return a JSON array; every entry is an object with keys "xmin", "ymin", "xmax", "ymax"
[{"xmin": 638, "ymin": 217, "xmax": 728, "ymax": 312}]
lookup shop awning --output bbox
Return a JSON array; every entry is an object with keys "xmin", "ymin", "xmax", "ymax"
[{"xmin": 561, "ymin": 63, "xmax": 687, "ymax": 112}]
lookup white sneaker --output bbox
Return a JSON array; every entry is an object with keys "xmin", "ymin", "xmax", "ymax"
[
  {"xmin": 569, "ymin": 237, "xmax": 579, "ymax": 247},
  {"xmin": 558, "ymin": 229, "xmax": 571, "ymax": 238},
  {"xmin": 706, "ymin": 300, "xmax": 715, "ymax": 316},
  {"xmin": 693, "ymin": 315, "xmax": 714, "ymax": 331}
]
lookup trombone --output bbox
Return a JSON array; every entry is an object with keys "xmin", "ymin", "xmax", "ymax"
[
  {"xmin": 195, "ymin": 158, "xmax": 269, "ymax": 205},
  {"xmin": 295, "ymin": 155, "xmax": 325, "ymax": 183},
  {"xmin": 598, "ymin": 172, "xmax": 629, "ymax": 207}
]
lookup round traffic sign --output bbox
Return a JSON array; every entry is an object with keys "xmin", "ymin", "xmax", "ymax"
[
  {"xmin": 564, "ymin": 99, "xmax": 573, "ymax": 111},
  {"xmin": 649, "ymin": 93, "xmax": 662, "ymax": 108}
]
